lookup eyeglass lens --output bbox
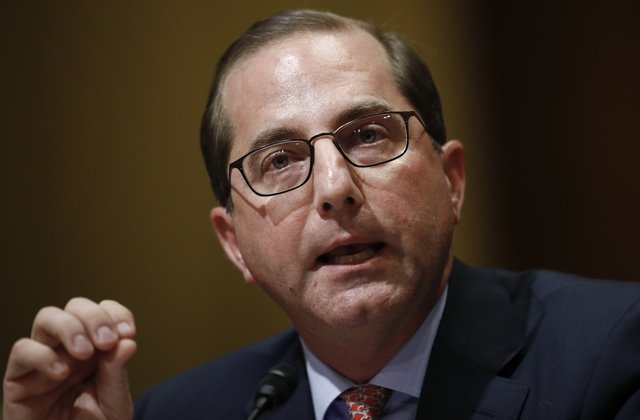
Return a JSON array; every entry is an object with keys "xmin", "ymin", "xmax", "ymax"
[{"xmin": 240, "ymin": 112, "xmax": 408, "ymax": 196}]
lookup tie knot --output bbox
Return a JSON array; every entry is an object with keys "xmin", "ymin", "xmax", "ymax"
[{"xmin": 340, "ymin": 384, "xmax": 391, "ymax": 420}]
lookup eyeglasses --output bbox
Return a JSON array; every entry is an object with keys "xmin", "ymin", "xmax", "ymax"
[{"xmin": 228, "ymin": 111, "xmax": 422, "ymax": 197}]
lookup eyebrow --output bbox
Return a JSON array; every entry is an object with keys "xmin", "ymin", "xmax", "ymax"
[
  {"xmin": 332, "ymin": 101, "xmax": 393, "ymax": 128},
  {"xmin": 248, "ymin": 100, "xmax": 394, "ymax": 152},
  {"xmin": 250, "ymin": 127, "xmax": 300, "ymax": 151}
]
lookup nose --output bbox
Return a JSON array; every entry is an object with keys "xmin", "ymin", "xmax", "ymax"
[{"xmin": 311, "ymin": 137, "xmax": 363, "ymax": 216}]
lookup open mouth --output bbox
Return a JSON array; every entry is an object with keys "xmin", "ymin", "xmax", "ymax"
[{"xmin": 317, "ymin": 242, "xmax": 385, "ymax": 265}]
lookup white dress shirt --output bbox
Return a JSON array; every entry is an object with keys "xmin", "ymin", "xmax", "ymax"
[{"xmin": 301, "ymin": 286, "xmax": 448, "ymax": 420}]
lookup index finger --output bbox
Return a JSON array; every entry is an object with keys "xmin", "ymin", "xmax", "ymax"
[{"xmin": 30, "ymin": 306, "xmax": 95, "ymax": 360}]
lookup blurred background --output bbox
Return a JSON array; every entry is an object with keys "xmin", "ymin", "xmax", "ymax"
[{"xmin": 2, "ymin": 0, "xmax": 639, "ymax": 398}]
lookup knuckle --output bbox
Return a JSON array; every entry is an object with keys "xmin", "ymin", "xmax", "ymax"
[
  {"xmin": 64, "ymin": 296, "xmax": 93, "ymax": 311},
  {"xmin": 34, "ymin": 305, "xmax": 59, "ymax": 321},
  {"xmin": 99, "ymin": 298, "xmax": 119, "ymax": 308},
  {"xmin": 11, "ymin": 337, "xmax": 32, "ymax": 355},
  {"xmin": 100, "ymin": 299, "xmax": 133, "ymax": 318},
  {"xmin": 32, "ymin": 307, "xmax": 61, "ymax": 335},
  {"xmin": 31, "ymin": 307, "xmax": 83, "ymax": 342}
]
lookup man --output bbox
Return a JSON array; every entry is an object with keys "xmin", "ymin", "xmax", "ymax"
[{"xmin": 3, "ymin": 9, "xmax": 640, "ymax": 420}]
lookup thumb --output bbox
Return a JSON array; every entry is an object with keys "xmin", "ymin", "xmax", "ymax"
[{"xmin": 95, "ymin": 338, "xmax": 137, "ymax": 419}]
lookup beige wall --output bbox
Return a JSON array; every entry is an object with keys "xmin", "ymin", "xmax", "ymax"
[{"xmin": 2, "ymin": 1, "xmax": 638, "ymax": 398}]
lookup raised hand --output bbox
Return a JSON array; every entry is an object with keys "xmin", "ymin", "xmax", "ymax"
[{"xmin": 3, "ymin": 298, "xmax": 137, "ymax": 419}]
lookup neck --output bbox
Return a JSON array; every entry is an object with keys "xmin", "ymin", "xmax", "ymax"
[
  {"xmin": 298, "ymin": 260, "xmax": 451, "ymax": 383},
  {"xmin": 302, "ymin": 319, "xmax": 424, "ymax": 383}
]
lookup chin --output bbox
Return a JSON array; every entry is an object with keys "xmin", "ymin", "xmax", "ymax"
[{"xmin": 313, "ymin": 283, "xmax": 410, "ymax": 327}]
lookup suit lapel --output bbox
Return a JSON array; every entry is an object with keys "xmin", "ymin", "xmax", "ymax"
[{"xmin": 417, "ymin": 261, "xmax": 530, "ymax": 419}]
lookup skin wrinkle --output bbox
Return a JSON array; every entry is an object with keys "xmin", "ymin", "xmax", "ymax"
[{"xmin": 225, "ymin": 47, "xmax": 395, "ymax": 164}]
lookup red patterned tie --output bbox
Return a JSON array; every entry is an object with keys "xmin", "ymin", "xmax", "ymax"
[{"xmin": 340, "ymin": 384, "xmax": 391, "ymax": 420}]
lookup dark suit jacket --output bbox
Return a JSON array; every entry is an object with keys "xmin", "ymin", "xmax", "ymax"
[{"xmin": 134, "ymin": 261, "xmax": 640, "ymax": 419}]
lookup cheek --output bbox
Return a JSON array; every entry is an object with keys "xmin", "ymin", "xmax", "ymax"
[
  {"xmin": 234, "ymin": 204, "xmax": 308, "ymax": 280},
  {"xmin": 369, "ymin": 156, "xmax": 438, "ymax": 205},
  {"xmin": 368, "ymin": 157, "xmax": 453, "ymax": 238},
  {"xmin": 263, "ymin": 185, "xmax": 313, "ymax": 226}
]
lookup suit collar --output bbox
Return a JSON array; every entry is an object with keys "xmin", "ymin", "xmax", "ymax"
[{"xmin": 417, "ymin": 260, "xmax": 530, "ymax": 419}]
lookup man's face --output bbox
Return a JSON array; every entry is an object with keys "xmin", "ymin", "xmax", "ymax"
[{"xmin": 211, "ymin": 29, "xmax": 465, "ymax": 336}]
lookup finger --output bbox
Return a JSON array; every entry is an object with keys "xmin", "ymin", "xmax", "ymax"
[
  {"xmin": 31, "ymin": 306, "xmax": 95, "ymax": 360},
  {"xmin": 99, "ymin": 300, "xmax": 136, "ymax": 339},
  {"xmin": 4, "ymin": 338, "xmax": 69, "ymax": 382},
  {"xmin": 64, "ymin": 297, "xmax": 119, "ymax": 352},
  {"xmin": 71, "ymin": 382, "xmax": 108, "ymax": 420},
  {"xmin": 94, "ymin": 338, "xmax": 137, "ymax": 419}
]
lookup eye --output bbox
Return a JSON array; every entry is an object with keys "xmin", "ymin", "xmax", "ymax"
[
  {"xmin": 257, "ymin": 142, "xmax": 309, "ymax": 176},
  {"xmin": 264, "ymin": 150, "xmax": 292, "ymax": 172},
  {"xmin": 357, "ymin": 127, "xmax": 381, "ymax": 144},
  {"xmin": 351, "ymin": 123, "xmax": 391, "ymax": 146}
]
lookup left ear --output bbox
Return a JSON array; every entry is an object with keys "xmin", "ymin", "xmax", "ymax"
[{"xmin": 440, "ymin": 140, "xmax": 466, "ymax": 224}]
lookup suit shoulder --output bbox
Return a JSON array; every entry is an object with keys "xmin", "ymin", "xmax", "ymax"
[
  {"xmin": 473, "ymin": 263, "xmax": 640, "ymax": 342},
  {"xmin": 472, "ymin": 263, "xmax": 640, "ymax": 312},
  {"xmin": 522, "ymin": 269, "xmax": 640, "ymax": 318}
]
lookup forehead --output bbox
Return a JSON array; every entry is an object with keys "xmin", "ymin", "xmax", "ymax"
[{"xmin": 221, "ymin": 29, "xmax": 405, "ymax": 157}]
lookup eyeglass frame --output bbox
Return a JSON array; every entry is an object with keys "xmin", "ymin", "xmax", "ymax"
[{"xmin": 227, "ymin": 110, "xmax": 431, "ymax": 198}]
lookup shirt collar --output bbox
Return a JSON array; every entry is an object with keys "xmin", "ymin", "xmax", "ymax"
[{"xmin": 301, "ymin": 285, "xmax": 448, "ymax": 420}]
